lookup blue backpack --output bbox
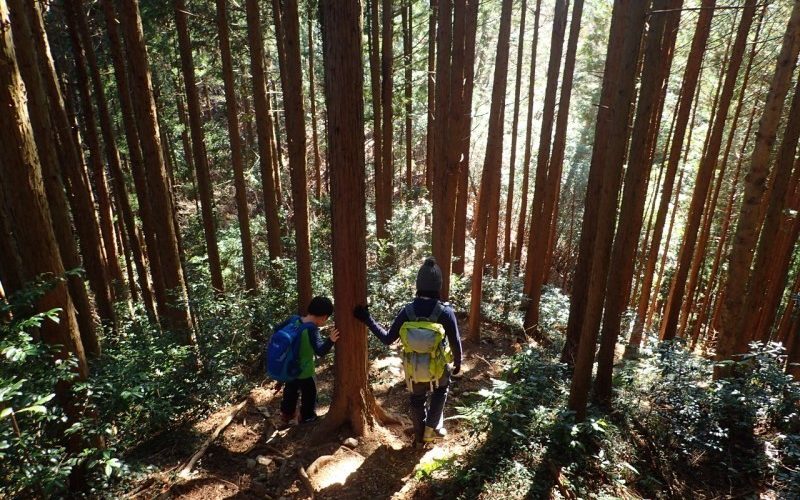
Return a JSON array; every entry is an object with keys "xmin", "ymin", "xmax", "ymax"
[{"xmin": 266, "ymin": 316, "xmax": 304, "ymax": 382}]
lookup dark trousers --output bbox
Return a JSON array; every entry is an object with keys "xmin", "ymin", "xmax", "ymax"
[
  {"xmin": 409, "ymin": 366, "xmax": 451, "ymax": 442},
  {"xmin": 280, "ymin": 377, "xmax": 317, "ymax": 421}
]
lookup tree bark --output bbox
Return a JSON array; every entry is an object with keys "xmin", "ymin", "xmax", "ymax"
[
  {"xmin": 403, "ymin": 0, "xmax": 413, "ymax": 188},
  {"xmin": 245, "ymin": 0, "xmax": 283, "ymax": 261},
  {"xmin": 514, "ymin": 0, "xmax": 542, "ymax": 266},
  {"xmin": 660, "ymin": 1, "xmax": 756, "ymax": 342},
  {"xmin": 175, "ymin": 0, "xmax": 225, "ymax": 293},
  {"xmin": 525, "ymin": 0, "xmax": 585, "ymax": 336},
  {"xmin": 467, "ymin": 0, "xmax": 514, "ymax": 342},
  {"xmin": 593, "ymin": 0, "xmax": 681, "ymax": 403},
  {"xmin": 9, "ymin": 0, "xmax": 100, "ymax": 355},
  {"xmin": 215, "ymin": 0, "xmax": 258, "ymax": 293},
  {"xmin": 741, "ymin": 75, "xmax": 800, "ymax": 343},
  {"xmin": 425, "ymin": 0, "xmax": 436, "ymax": 195},
  {"xmin": 308, "ymin": 10, "xmax": 323, "ymax": 200},
  {"xmin": 622, "ymin": 0, "xmax": 715, "ymax": 359},
  {"xmin": 64, "ymin": 0, "xmax": 124, "ymax": 296},
  {"xmin": 0, "ymin": 0, "xmax": 87, "ymax": 376},
  {"xmin": 566, "ymin": 0, "xmax": 649, "ymax": 420},
  {"xmin": 118, "ymin": 0, "xmax": 195, "ymax": 340},
  {"xmin": 718, "ymin": 0, "xmax": 800, "ymax": 373},
  {"xmin": 319, "ymin": 0, "xmax": 389, "ymax": 435},
  {"xmin": 380, "ymin": 0, "xmax": 394, "ymax": 239},
  {"xmin": 501, "ymin": 0, "xmax": 527, "ymax": 266},
  {"xmin": 451, "ymin": 0, "xmax": 479, "ymax": 277},
  {"xmin": 273, "ymin": 0, "xmax": 313, "ymax": 311},
  {"xmin": 100, "ymin": 0, "xmax": 159, "ymax": 321},
  {"xmin": 368, "ymin": 0, "xmax": 384, "ymax": 239}
]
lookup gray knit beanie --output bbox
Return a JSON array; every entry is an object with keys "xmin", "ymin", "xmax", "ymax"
[{"xmin": 416, "ymin": 257, "xmax": 443, "ymax": 293}]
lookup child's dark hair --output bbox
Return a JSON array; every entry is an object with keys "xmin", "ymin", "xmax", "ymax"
[{"xmin": 308, "ymin": 296, "xmax": 334, "ymax": 317}]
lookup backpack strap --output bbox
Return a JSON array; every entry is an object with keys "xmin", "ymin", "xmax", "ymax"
[
  {"xmin": 428, "ymin": 301, "xmax": 444, "ymax": 322},
  {"xmin": 405, "ymin": 303, "xmax": 418, "ymax": 322}
]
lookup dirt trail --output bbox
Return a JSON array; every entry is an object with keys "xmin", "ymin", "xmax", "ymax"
[{"xmin": 126, "ymin": 321, "xmax": 520, "ymax": 499}]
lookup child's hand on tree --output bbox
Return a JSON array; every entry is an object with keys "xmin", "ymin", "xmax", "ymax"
[{"xmin": 329, "ymin": 327, "xmax": 341, "ymax": 343}]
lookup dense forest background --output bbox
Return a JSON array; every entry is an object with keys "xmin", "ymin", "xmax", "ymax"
[{"xmin": 2, "ymin": 0, "xmax": 800, "ymax": 497}]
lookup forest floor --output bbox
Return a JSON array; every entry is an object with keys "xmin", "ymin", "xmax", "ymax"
[{"xmin": 124, "ymin": 317, "xmax": 522, "ymax": 499}]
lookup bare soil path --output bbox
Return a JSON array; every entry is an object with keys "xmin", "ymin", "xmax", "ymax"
[{"xmin": 125, "ymin": 319, "xmax": 521, "ymax": 499}]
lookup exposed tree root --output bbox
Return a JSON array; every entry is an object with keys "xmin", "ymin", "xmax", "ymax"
[{"xmin": 178, "ymin": 398, "xmax": 248, "ymax": 479}]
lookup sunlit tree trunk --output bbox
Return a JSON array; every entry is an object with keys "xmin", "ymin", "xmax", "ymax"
[
  {"xmin": 403, "ymin": 0, "xmax": 413, "ymax": 188},
  {"xmin": 100, "ymin": 0, "xmax": 158, "ymax": 320},
  {"xmin": 718, "ymin": 1, "xmax": 800, "ymax": 375},
  {"xmin": 175, "ymin": 0, "xmax": 225, "ymax": 293},
  {"xmin": 9, "ymin": 0, "xmax": 100, "ymax": 355},
  {"xmin": 660, "ymin": 1, "xmax": 756, "ymax": 341},
  {"xmin": 740, "ymin": 77, "xmax": 800, "ymax": 343},
  {"xmin": 594, "ymin": 0, "xmax": 681, "ymax": 403},
  {"xmin": 245, "ymin": 0, "xmax": 283, "ymax": 261},
  {"xmin": 215, "ymin": 0, "xmax": 258, "ymax": 293},
  {"xmin": 380, "ymin": 0, "xmax": 394, "ymax": 238},
  {"xmin": 514, "ymin": 0, "xmax": 542, "ymax": 266},
  {"xmin": 622, "ymin": 0, "xmax": 715, "ymax": 359},
  {"xmin": 308, "ymin": 10, "xmax": 323, "ymax": 200},
  {"xmin": 467, "ymin": 0, "xmax": 514, "ymax": 342},
  {"xmin": 567, "ymin": 0, "xmax": 649, "ymax": 420},
  {"xmin": 451, "ymin": 0, "xmax": 479, "ymax": 277},
  {"xmin": 425, "ymin": 0, "xmax": 436, "ymax": 194},
  {"xmin": 368, "ymin": 0, "xmax": 384, "ymax": 238},
  {"xmin": 118, "ymin": 0, "xmax": 195, "ymax": 340},
  {"xmin": 502, "ymin": 0, "xmax": 527, "ymax": 266},
  {"xmin": 319, "ymin": 0, "xmax": 396, "ymax": 435},
  {"xmin": 274, "ymin": 0, "xmax": 313, "ymax": 311}
]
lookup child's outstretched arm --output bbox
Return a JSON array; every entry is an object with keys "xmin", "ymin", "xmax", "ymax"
[
  {"xmin": 353, "ymin": 305, "xmax": 405, "ymax": 345},
  {"xmin": 309, "ymin": 326, "xmax": 337, "ymax": 356}
]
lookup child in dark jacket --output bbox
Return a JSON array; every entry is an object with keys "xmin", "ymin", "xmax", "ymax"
[
  {"xmin": 354, "ymin": 257, "xmax": 463, "ymax": 446},
  {"xmin": 277, "ymin": 296, "xmax": 340, "ymax": 426}
]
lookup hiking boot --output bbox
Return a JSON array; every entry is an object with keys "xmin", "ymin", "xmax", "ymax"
[
  {"xmin": 300, "ymin": 414, "xmax": 319, "ymax": 424},
  {"xmin": 278, "ymin": 413, "xmax": 297, "ymax": 429},
  {"xmin": 423, "ymin": 426, "xmax": 446, "ymax": 443}
]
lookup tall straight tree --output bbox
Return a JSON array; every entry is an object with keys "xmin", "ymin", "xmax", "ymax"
[
  {"xmin": 594, "ymin": 0, "xmax": 682, "ymax": 403},
  {"xmin": 215, "ymin": 0, "xmax": 258, "ymax": 292},
  {"xmin": 307, "ymin": 8, "xmax": 323, "ymax": 199},
  {"xmin": 514, "ymin": 0, "xmax": 542, "ymax": 266},
  {"xmin": 566, "ymin": 0, "xmax": 650, "ymax": 420},
  {"xmin": 28, "ymin": 0, "xmax": 115, "ymax": 327},
  {"xmin": 502, "ymin": 0, "xmax": 527, "ymax": 265},
  {"xmin": 174, "ymin": 0, "xmax": 225, "ymax": 292},
  {"xmin": 660, "ymin": 1, "xmax": 757, "ymax": 341},
  {"xmin": 100, "ymin": 0, "xmax": 160, "ymax": 322},
  {"xmin": 379, "ymin": 0, "xmax": 394, "ymax": 238},
  {"xmin": 245, "ymin": 0, "xmax": 282, "ymax": 261},
  {"xmin": 8, "ymin": 0, "xmax": 100, "ymax": 355},
  {"xmin": 402, "ymin": 0, "xmax": 413, "ymax": 187},
  {"xmin": 425, "ymin": 0, "xmax": 436, "ymax": 194},
  {"xmin": 622, "ymin": 0, "xmax": 715, "ymax": 359},
  {"xmin": 69, "ymin": 0, "xmax": 150, "ymax": 311},
  {"xmin": 467, "ymin": 0, "xmax": 514, "ymax": 342},
  {"xmin": 117, "ymin": 0, "xmax": 194, "ymax": 340},
  {"xmin": 451, "ymin": 0, "xmax": 479, "ymax": 277},
  {"xmin": 522, "ymin": 0, "xmax": 569, "ymax": 334},
  {"xmin": 0, "ymin": 0, "xmax": 88, "ymax": 378},
  {"xmin": 319, "ymin": 0, "xmax": 396, "ymax": 434},
  {"xmin": 368, "ymin": 0, "xmax": 384, "ymax": 236},
  {"xmin": 63, "ymin": 0, "xmax": 124, "ymax": 295},
  {"xmin": 274, "ymin": 0, "xmax": 313, "ymax": 311},
  {"xmin": 719, "ymin": 1, "xmax": 800, "ymax": 370}
]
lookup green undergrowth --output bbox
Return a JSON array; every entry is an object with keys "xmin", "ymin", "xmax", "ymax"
[{"xmin": 422, "ymin": 280, "xmax": 800, "ymax": 499}]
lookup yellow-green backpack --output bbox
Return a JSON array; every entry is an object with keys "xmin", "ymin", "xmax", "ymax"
[{"xmin": 398, "ymin": 302, "xmax": 453, "ymax": 390}]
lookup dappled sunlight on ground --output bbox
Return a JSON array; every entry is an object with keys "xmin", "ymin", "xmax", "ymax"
[{"xmin": 124, "ymin": 318, "xmax": 520, "ymax": 499}]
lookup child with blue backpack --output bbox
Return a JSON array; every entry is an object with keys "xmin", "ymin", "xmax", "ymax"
[
  {"xmin": 353, "ymin": 257, "xmax": 462, "ymax": 447},
  {"xmin": 268, "ymin": 296, "xmax": 340, "ymax": 426}
]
